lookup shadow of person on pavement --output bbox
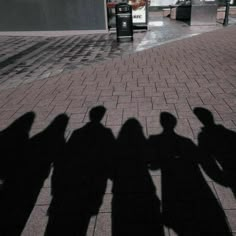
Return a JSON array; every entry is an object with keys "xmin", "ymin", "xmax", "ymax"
[
  {"xmin": 112, "ymin": 118, "xmax": 164, "ymax": 236},
  {"xmin": 45, "ymin": 106, "xmax": 115, "ymax": 236},
  {"xmin": 0, "ymin": 112, "xmax": 35, "ymax": 191},
  {"xmin": 0, "ymin": 112, "xmax": 35, "ymax": 235},
  {"xmin": 194, "ymin": 107, "xmax": 236, "ymax": 198},
  {"xmin": 148, "ymin": 112, "xmax": 232, "ymax": 236},
  {"xmin": 0, "ymin": 113, "xmax": 69, "ymax": 236}
]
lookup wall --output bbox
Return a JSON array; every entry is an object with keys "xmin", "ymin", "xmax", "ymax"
[
  {"xmin": 0, "ymin": 0, "xmax": 107, "ymax": 31},
  {"xmin": 150, "ymin": 0, "xmax": 177, "ymax": 6}
]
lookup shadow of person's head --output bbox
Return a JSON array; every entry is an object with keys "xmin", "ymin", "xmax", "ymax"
[
  {"xmin": 0, "ymin": 112, "xmax": 35, "ymax": 179},
  {"xmin": 89, "ymin": 106, "xmax": 106, "ymax": 123},
  {"xmin": 118, "ymin": 118, "xmax": 145, "ymax": 145},
  {"xmin": 46, "ymin": 114, "xmax": 69, "ymax": 135},
  {"xmin": 193, "ymin": 107, "xmax": 215, "ymax": 127},
  {"xmin": 160, "ymin": 112, "xmax": 177, "ymax": 132},
  {"xmin": 5, "ymin": 112, "xmax": 35, "ymax": 136}
]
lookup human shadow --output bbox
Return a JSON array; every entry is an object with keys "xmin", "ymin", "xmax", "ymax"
[
  {"xmin": 0, "ymin": 113, "xmax": 69, "ymax": 236},
  {"xmin": 45, "ymin": 106, "xmax": 115, "ymax": 236},
  {"xmin": 0, "ymin": 112, "xmax": 35, "ymax": 188},
  {"xmin": 0, "ymin": 112, "xmax": 35, "ymax": 235},
  {"xmin": 194, "ymin": 107, "xmax": 236, "ymax": 198},
  {"xmin": 112, "ymin": 118, "xmax": 164, "ymax": 236},
  {"xmin": 148, "ymin": 112, "xmax": 232, "ymax": 236}
]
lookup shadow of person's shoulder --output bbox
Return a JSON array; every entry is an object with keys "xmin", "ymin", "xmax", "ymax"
[
  {"xmin": 201, "ymin": 122, "xmax": 235, "ymax": 135},
  {"xmin": 68, "ymin": 123, "xmax": 89, "ymax": 140},
  {"xmin": 0, "ymin": 112, "xmax": 35, "ymax": 179},
  {"xmin": 0, "ymin": 111, "xmax": 35, "ymax": 144},
  {"xmin": 148, "ymin": 133, "xmax": 163, "ymax": 145},
  {"xmin": 29, "ymin": 113, "xmax": 68, "ymax": 150},
  {"xmin": 216, "ymin": 124, "xmax": 236, "ymax": 141},
  {"xmin": 69, "ymin": 121, "xmax": 114, "ymax": 145},
  {"xmin": 199, "ymin": 123, "xmax": 236, "ymax": 151},
  {"xmin": 175, "ymin": 132, "xmax": 194, "ymax": 144},
  {"xmin": 194, "ymin": 107, "xmax": 236, "ymax": 145},
  {"xmin": 150, "ymin": 132, "xmax": 196, "ymax": 154}
]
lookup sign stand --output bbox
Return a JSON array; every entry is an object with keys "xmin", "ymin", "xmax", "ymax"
[{"xmin": 128, "ymin": 0, "xmax": 149, "ymax": 30}]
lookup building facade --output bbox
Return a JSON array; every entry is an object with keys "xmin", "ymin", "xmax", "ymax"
[{"xmin": 0, "ymin": 0, "xmax": 108, "ymax": 32}]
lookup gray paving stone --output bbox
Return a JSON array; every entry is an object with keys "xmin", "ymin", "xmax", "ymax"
[
  {"xmin": 99, "ymin": 194, "xmax": 112, "ymax": 213},
  {"xmin": 151, "ymin": 175, "xmax": 162, "ymax": 200},
  {"xmin": 21, "ymin": 205, "xmax": 48, "ymax": 236},
  {"xmin": 213, "ymin": 182, "xmax": 236, "ymax": 210},
  {"xmin": 87, "ymin": 216, "xmax": 97, "ymax": 236},
  {"xmin": 36, "ymin": 187, "xmax": 52, "ymax": 206},
  {"xmin": 94, "ymin": 213, "xmax": 111, "ymax": 236},
  {"xmin": 225, "ymin": 210, "xmax": 236, "ymax": 232}
]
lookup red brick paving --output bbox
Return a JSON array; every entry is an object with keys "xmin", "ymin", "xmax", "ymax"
[{"xmin": 0, "ymin": 26, "xmax": 236, "ymax": 235}]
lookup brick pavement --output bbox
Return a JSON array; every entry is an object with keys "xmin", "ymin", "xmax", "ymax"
[
  {"xmin": 1, "ymin": 12, "xmax": 230, "ymax": 90},
  {"xmin": 0, "ymin": 25, "xmax": 236, "ymax": 235}
]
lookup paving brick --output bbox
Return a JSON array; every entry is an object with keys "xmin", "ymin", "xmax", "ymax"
[
  {"xmin": 99, "ymin": 194, "xmax": 112, "ymax": 213},
  {"xmin": 147, "ymin": 126, "xmax": 163, "ymax": 136},
  {"xmin": 123, "ymin": 107, "xmax": 138, "ymax": 120},
  {"xmin": 117, "ymin": 102, "xmax": 137, "ymax": 110},
  {"xmin": 36, "ymin": 187, "xmax": 52, "ymax": 206},
  {"xmin": 0, "ymin": 21, "xmax": 236, "ymax": 236},
  {"xmin": 132, "ymin": 97, "xmax": 152, "ymax": 103},
  {"xmin": 99, "ymin": 96, "xmax": 118, "ymax": 103},
  {"xmin": 147, "ymin": 116, "xmax": 161, "ymax": 128},
  {"xmin": 0, "ymin": 109, "xmax": 18, "ymax": 120},
  {"xmin": 100, "ymin": 89, "xmax": 113, "ymax": 97},
  {"xmin": 69, "ymin": 113, "xmax": 86, "ymax": 123},
  {"xmin": 220, "ymin": 112, "xmax": 236, "ymax": 121},
  {"xmin": 118, "ymin": 95, "xmax": 131, "ymax": 103},
  {"xmin": 132, "ymin": 90, "xmax": 145, "ymax": 98},
  {"xmin": 103, "ymin": 101, "xmax": 117, "ymax": 109},
  {"xmin": 67, "ymin": 122, "xmax": 85, "ymax": 131},
  {"xmin": 213, "ymin": 182, "xmax": 236, "ymax": 210},
  {"xmin": 138, "ymin": 101, "xmax": 153, "ymax": 111},
  {"xmin": 225, "ymin": 210, "xmax": 236, "ymax": 232},
  {"xmin": 175, "ymin": 118, "xmax": 194, "ymax": 139},
  {"xmin": 21, "ymin": 206, "xmax": 48, "ymax": 236},
  {"xmin": 152, "ymin": 96, "xmax": 166, "ymax": 104},
  {"xmin": 94, "ymin": 213, "xmax": 111, "ymax": 236},
  {"xmin": 106, "ymin": 115, "xmax": 122, "ymax": 126}
]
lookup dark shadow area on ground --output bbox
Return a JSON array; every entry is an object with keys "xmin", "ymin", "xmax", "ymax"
[
  {"xmin": 0, "ymin": 106, "xmax": 235, "ymax": 236},
  {"xmin": 194, "ymin": 107, "xmax": 236, "ymax": 199},
  {"xmin": 0, "ymin": 112, "xmax": 35, "ymax": 235},
  {"xmin": 148, "ymin": 112, "xmax": 233, "ymax": 236},
  {"xmin": 45, "ymin": 106, "xmax": 115, "ymax": 236},
  {"xmin": 0, "ymin": 112, "xmax": 35, "ymax": 188},
  {"xmin": 112, "ymin": 118, "xmax": 164, "ymax": 236},
  {"xmin": 0, "ymin": 113, "xmax": 69, "ymax": 235}
]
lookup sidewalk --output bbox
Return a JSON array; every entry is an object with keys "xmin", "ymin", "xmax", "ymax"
[
  {"xmin": 1, "ymin": 12, "xmax": 235, "ymax": 90},
  {"xmin": 0, "ymin": 17, "xmax": 236, "ymax": 236}
]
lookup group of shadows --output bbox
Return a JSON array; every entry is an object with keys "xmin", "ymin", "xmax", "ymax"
[{"xmin": 0, "ymin": 105, "xmax": 235, "ymax": 236}]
